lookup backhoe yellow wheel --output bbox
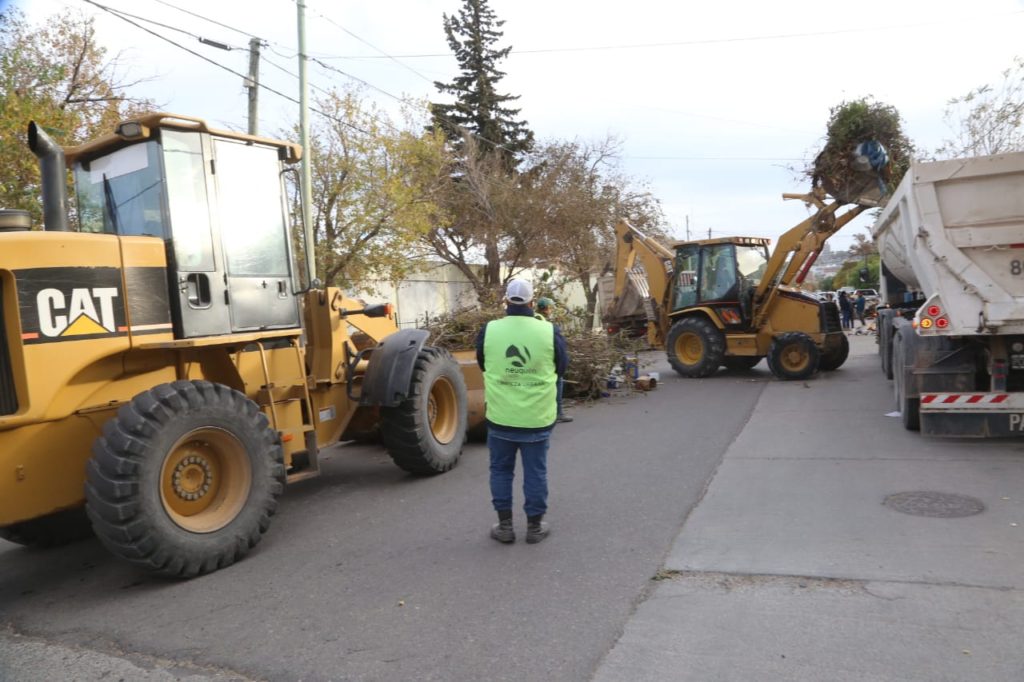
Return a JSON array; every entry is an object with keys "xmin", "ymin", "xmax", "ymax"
[
  {"xmin": 767, "ymin": 332, "xmax": 820, "ymax": 381},
  {"xmin": 666, "ymin": 317, "xmax": 725, "ymax": 378},
  {"xmin": 85, "ymin": 381, "xmax": 285, "ymax": 578},
  {"xmin": 381, "ymin": 347, "xmax": 468, "ymax": 475}
]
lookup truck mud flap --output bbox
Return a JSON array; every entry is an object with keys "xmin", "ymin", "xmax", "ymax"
[{"xmin": 920, "ymin": 393, "xmax": 1024, "ymax": 438}]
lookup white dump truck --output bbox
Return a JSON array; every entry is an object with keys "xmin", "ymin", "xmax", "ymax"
[{"xmin": 873, "ymin": 151, "xmax": 1024, "ymax": 437}]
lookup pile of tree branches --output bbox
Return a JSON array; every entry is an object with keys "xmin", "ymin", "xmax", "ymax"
[
  {"xmin": 809, "ymin": 98, "xmax": 914, "ymax": 204},
  {"xmin": 422, "ymin": 308, "xmax": 644, "ymax": 399}
]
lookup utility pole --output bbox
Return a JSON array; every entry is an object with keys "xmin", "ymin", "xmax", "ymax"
[
  {"xmin": 685, "ymin": 215, "xmax": 690, "ymax": 241},
  {"xmin": 297, "ymin": 1, "xmax": 316, "ymax": 284},
  {"xmin": 246, "ymin": 38, "xmax": 261, "ymax": 135},
  {"xmin": 708, "ymin": 227, "xmax": 712, "ymax": 239}
]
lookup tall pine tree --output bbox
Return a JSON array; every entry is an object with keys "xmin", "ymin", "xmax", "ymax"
[{"xmin": 431, "ymin": 0, "xmax": 533, "ymax": 167}]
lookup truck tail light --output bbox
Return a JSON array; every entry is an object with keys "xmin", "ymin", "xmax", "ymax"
[
  {"xmin": 936, "ymin": 317, "xmax": 949, "ymax": 329},
  {"xmin": 920, "ymin": 318, "xmax": 933, "ymax": 329},
  {"xmin": 926, "ymin": 305, "xmax": 942, "ymax": 317}
]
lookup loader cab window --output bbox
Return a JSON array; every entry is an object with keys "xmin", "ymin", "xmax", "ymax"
[
  {"xmin": 213, "ymin": 139, "xmax": 290, "ymax": 277},
  {"xmin": 74, "ymin": 141, "xmax": 167, "ymax": 237},
  {"xmin": 699, "ymin": 243, "xmax": 737, "ymax": 302},
  {"xmin": 162, "ymin": 130, "xmax": 215, "ymax": 271},
  {"xmin": 736, "ymin": 244, "xmax": 769, "ymax": 287},
  {"xmin": 673, "ymin": 246, "xmax": 699, "ymax": 311}
]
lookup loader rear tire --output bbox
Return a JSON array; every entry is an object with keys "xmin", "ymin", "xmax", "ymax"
[
  {"xmin": 666, "ymin": 318, "xmax": 725, "ymax": 378},
  {"xmin": 767, "ymin": 332, "xmax": 820, "ymax": 381},
  {"xmin": 381, "ymin": 347, "xmax": 467, "ymax": 475},
  {"xmin": 0, "ymin": 508, "xmax": 93, "ymax": 547},
  {"xmin": 85, "ymin": 381, "xmax": 284, "ymax": 578},
  {"xmin": 818, "ymin": 333, "xmax": 849, "ymax": 372}
]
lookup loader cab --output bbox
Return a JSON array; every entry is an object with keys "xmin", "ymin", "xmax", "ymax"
[
  {"xmin": 71, "ymin": 121, "xmax": 301, "ymax": 338},
  {"xmin": 671, "ymin": 238, "xmax": 770, "ymax": 325}
]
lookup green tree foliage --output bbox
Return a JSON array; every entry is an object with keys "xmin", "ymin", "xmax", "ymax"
[
  {"xmin": 935, "ymin": 56, "xmax": 1024, "ymax": 159},
  {"xmin": 831, "ymin": 254, "xmax": 879, "ymax": 289},
  {"xmin": 430, "ymin": 0, "xmax": 533, "ymax": 167},
  {"xmin": 0, "ymin": 8, "xmax": 151, "ymax": 223},
  {"xmin": 297, "ymin": 90, "xmax": 450, "ymax": 291},
  {"xmin": 810, "ymin": 97, "xmax": 914, "ymax": 202}
]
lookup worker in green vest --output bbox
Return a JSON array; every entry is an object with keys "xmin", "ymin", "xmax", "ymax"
[{"xmin": 476, "ymin": 279, "xmax": 569, "ymax": 544}]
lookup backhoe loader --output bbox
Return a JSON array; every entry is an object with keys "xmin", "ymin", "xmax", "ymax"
[
  {"xmin": 608, "ymin": 190, "xmax": 868, "ymax": 380},
  {"xmin": 0, "ymin": 113, "xmax": 483, "ymax": 577}
]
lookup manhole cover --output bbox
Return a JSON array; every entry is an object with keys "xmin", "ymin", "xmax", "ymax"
[{"xmin": 883, "ymin": 491, "xmax": 985, "ymax": 518}]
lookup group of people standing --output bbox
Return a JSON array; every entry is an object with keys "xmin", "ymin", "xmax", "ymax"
[{"xmin": 837, "ymin": 290, "xmax": 867, "ymax": 330}]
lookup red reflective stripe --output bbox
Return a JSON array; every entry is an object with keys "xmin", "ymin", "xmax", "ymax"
[
  {"xmin": 992, "ymin": 394, "xmax": 1009, "ymax": 403},
  {"xmin": 921, "ymin": 394, "xmax": 936, "ymax": 403},
  {"xmin": 966, "ymin": 395, "xmax": 984, "ymax": 403},
  {"xmin": 942, "ymin": 395, "xmax": 959, "ymax": 403}
]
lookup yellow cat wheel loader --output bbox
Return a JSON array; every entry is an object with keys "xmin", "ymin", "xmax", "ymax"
[
  {"xmin": 0, "ymin": 113, "xmax": 483, "ymax": 577},
  {"xmin": 608, "ymin": 190, "xmax": 868, "ymax": 380}
]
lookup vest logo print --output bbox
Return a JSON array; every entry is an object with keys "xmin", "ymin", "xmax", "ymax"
[
  {"xmin": 505, "ymin": 344, "xmax": 532, "ymax": 368},
  {"xmin": 16, "ymin": 267, "xmax": 128, "ymax": 344}
]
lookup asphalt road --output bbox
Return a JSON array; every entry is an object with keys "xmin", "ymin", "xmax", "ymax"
[{"xmin": 0, "ymin": 351, "xmax": 765, "ymax": 681}]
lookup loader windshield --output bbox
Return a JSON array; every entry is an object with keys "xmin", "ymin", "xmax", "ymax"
[
  {"xmin": 75, "ymin": 141, "xmax": 167, "ymax": 237},
  {"xmin": 736, "ymin": 244, "xmax": 769, "ymax": 286}
]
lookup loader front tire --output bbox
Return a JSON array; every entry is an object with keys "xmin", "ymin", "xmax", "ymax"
[
  {"xmin": 381, "ymin": 347, "xmax": 467, "ymax": 475},
  {"xmin": 0, "ymin": 508, "xmax": 93, "ymax": 547},
  {"xmin": 85, "ymin": 381, "xmax": 284, "ymax": 578},
  {"xmin": 767, "ymin": 332, "xmax": 820, "ymax": 380},
  {"xmin": 666, "ymin": 318, "xmax": 725, "ymax": 378}
]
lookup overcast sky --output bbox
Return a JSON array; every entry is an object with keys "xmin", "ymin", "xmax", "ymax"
[{"xmin": 13, "ymin": 0, "xmax": 1024, "ymax": 251}]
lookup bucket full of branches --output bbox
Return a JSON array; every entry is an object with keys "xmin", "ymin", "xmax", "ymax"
[{"xmin": 809, "ymin": 97, "xmax": 914, "ymax": 206}]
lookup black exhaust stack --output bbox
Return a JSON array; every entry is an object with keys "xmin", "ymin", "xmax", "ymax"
[{"xmin": 27, "ymin": 122, "xmax": 69, "ymax": 232}]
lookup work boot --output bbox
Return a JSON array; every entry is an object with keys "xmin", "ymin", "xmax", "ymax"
[
  {"xmin": 556, "ymin": 413, "xmax": 574, "ymax": 423},
  {"xmin": 526, "ymin": 515, "xmax": 550, "ymax": 544},
  {"xmin": 490, "ymin": 510, "xmax": 515, "ymax": 544}
]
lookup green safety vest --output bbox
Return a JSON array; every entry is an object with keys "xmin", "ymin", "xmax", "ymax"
[{"xmin": 483, "ymin": 315, "xmax": 557, "ymax": 428}]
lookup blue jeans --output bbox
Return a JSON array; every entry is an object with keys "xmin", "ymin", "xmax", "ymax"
[{"xmin": 488, "ymin": 427, "xmax": 551, "ymax": 518}]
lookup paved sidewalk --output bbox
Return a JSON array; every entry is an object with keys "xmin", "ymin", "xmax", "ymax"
[{"xmin": 595, "ymin": 334, "xmax": 1024, "ymax": 681}]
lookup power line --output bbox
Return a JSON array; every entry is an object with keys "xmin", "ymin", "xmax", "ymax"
[
  {"xmin": 85, "ymin": 1, "xmax": 244, "ymax": 50},
  {"xmin": 81, "ymin": 0, "xmax": 369, "ymax": 134},
  {"xmin": 305, "ymin": 6, "xmax": 434, "ymax": 85},
  {"xmin": 319, "ymin": 9, "xmax": 1024, "ymax": 59},
  {"xmin": 147, "ymin": 0, "xmax": 259, "ymax": 41}
]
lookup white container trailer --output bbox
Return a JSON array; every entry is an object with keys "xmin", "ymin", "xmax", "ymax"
[{"xmin": 872, "ymin": 152, "xmax": 1024, "ymax": 437}]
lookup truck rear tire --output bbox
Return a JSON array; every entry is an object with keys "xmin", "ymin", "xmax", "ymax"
[
  {"xmin": 0, "ymin": 508, "xmax": 93, "ymax": 547},
  {"xmin": 892, "ymin": 330, "xmax": 920, "ymax": 431},
  {"xmin": 767, "ymin": 332, "xmax": 820, "ymax": 380},
  {"xmin": 666, "ymin": 318, "xmax": 725, "ymax": 378},
  {"xmin": 381, "ymin": 347, "xmax": 467, "ymax": 475},
  {"xmin": 85, "ymin": 381, "xmax": 285, "ymax": 578},
  {"xmin": 817, "ymin": 333, "xmax": 849, "ymax": 372},
  {"xmin": 878, "ymin": 310, "xmax": 895, "ymax": 380}
]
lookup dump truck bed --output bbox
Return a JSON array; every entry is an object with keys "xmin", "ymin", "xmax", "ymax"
[{"xmin": 871, "ymin": 152, "xmax": 1024, "ymax": 335}]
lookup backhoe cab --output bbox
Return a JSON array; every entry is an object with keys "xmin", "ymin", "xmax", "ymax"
[
  {"xmin": 0, "ymin": 114, "xmax": 478, "ymax": 577},
  {"xmin": 609, "ymin": 190, "xmax": 867, "ymax": 380}
]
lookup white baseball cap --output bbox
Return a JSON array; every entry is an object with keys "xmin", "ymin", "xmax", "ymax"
[{"xmin": 505, "ymin": 278, "xmax": 533, "ymax": 304}]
